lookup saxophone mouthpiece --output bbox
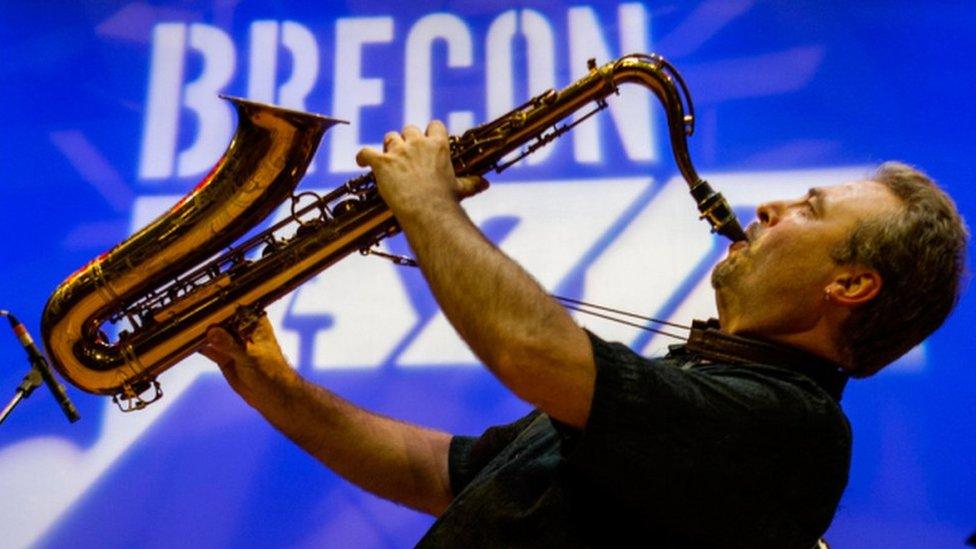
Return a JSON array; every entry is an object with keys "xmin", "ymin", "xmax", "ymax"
[
  {"xmin": 689, "ymin": 179, "xmax": 747, "ymax": 243},
  {"xmin": 720, "ymin": 217, "xmax": 749, "ymax": 243}
]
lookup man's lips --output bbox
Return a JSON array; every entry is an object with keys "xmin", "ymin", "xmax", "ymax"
[
  {"xmin": 727, "ymin": 222, "xmax": 759, "ymax": 254},
  {"xmin": 744, "ymin": 221, "xmax": 761, "ymax": 242}
]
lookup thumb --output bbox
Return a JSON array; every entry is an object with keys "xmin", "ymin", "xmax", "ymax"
[
  {"xmin": 454, "ymin": 176, "xmax": 489, "ymax": 199},
  {"xmin": 206, "ymin": 327, "xmax": 246, "ymax": 359},
  {"xmin": 202, "ymin": 327, "xmax": 256, "ymax": 397}
]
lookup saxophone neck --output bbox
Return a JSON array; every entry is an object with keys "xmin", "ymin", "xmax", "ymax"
[{"xmin": 607, "ymin": 54, "xmax": 747, "ymax": 242}]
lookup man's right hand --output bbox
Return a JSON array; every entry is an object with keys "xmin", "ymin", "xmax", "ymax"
[
  {"xmin": 200, "ymin": 316, "xmax": 297, "ymax": 406},
  {"xmin": 198, "ymin": 315, "xmax": 455, "ymax": 516}
]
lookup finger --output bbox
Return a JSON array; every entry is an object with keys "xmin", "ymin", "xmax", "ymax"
[
  {"xmin": 199, "ymin": 344, "xmax": 243, "ymax": 387},
  {"xmin": 206, "ymin": 326, "xmax": 246, "ymax": 358},
  {"xmin": 455, "ymin": 176, "xmax": 490, "ymax": 199},
  {"xmin": 382, "ymin": 131, "xmax": 403, "ymax": 151},
  {"xmin": 356, "ymin": 146, "xmax": 382, "ymax": 168},
  {"xmin": 401, "ymin": 124, "xmax": 423, "ymax": 141},
  {"xmin": 426, "ymin": 120, "xmax": 447, "ymax": 140},
  {"xmin": 250, "ymin": 315, "xmax": 276, "ymax": 345}
]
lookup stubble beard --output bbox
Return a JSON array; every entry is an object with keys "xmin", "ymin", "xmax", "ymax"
[
  {"xmin": 711, "ymin": 257, "xmax": 737, "ymax": 290},
  {"xmin": 713, "ymin": 223, "xmax": 758, "ymax": 290}
]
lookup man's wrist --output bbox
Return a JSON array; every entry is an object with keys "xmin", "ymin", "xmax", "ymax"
[
  {"xmin": 241, "ymin": 356, "xmax": 302, "ymax": 402},
  {"xmin": 390, "ymin": 191, "xmax": 462, "ymax": 225}
]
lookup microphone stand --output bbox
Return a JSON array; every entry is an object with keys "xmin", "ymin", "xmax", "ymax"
[{"xmin": 0, "ymin": 367, "xmax": 43, "ymax": 425}]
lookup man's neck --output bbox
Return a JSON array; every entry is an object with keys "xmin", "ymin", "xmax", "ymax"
[
  {"xmin": 684, "ymin": 320, "xmax": 850, "ymax": 401},
  {"xmin": 722, "ymin": 316, "xmax": 850, "ymax": 372}
]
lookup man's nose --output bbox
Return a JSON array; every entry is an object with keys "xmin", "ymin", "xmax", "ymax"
[{"xmin": 756, "ymin": 201, "xmax": 782, "ymax": 226}]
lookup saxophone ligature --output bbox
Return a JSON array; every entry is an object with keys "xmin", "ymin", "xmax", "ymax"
[{"xmin": 41, "ymin": 53, "xmax": 746, "ymax": 411}]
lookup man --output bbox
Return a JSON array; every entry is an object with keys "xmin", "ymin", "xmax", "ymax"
[{"xmin": 201, "ymin": 121, "xmax": 967, "ymax": 547}]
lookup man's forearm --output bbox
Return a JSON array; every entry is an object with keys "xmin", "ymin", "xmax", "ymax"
[
  {"xmin": 354, "ymin": 120, "xmax": 595, "ymax": 426},
  {"xmin": 393, "ymin": 195, "xmax": 594, "ymax": 427},
  {"xmin": 248, "ymin": 370, "xmax": 453, "ymax": 516}
]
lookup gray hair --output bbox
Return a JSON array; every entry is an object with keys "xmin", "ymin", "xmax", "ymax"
[{"xmin": 830, "ymin": 162, "xmax": 968, "ymax": 376}]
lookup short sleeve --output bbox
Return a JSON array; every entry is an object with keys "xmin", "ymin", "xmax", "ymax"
[
  {"xmin": 560, "ymin": 331, "xmax": 820, "ymax": 517},
  {"xmin": 448, "ymin": 410, "xmax": 542, "ymax": 496}
]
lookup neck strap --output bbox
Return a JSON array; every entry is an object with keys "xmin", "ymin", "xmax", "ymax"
[{"xmin": 681, "ymin": 319, "xmax": 849, "ymax": 401}]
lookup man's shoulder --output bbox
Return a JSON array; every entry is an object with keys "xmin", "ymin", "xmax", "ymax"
[
  {"xmin": 588, "ymin": 331, "xmax": 850, "ymax": 436},
  {"xmin": 697, "ymin": 360, "xmax": 850, "ymax": 426}
]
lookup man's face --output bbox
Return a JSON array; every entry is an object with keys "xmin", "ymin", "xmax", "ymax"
[{"xmin": 711, "ymin": 180, "xmax": 901, "ymax": 337}]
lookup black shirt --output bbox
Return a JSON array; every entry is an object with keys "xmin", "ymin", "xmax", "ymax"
[{"xmin": 417, "ymin": 330, "xmax": 852, "ymax": 548}]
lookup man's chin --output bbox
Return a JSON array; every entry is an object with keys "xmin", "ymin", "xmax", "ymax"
[{"xmin": 710, "ymin": 260, "xmax": 734, "ymax": 290}]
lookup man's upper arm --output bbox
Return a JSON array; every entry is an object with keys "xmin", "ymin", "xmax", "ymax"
[{"xmin": 497, "ymin": 323, "xmax": 595, "ymax": 429}]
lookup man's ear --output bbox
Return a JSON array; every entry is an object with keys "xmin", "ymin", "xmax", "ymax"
[{"xmin": 825, "ymin": 268, "xmax": 883, "ymax": 307}]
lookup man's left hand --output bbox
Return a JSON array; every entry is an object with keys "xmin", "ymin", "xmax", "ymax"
[{"xmin": 354, "ymin": 121, "xmax": 487, "ymax": 216}]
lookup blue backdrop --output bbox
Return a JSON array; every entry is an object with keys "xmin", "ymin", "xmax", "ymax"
[{"xmin": 1, "ymin": 1, "xmax": 973, "ymax": 547}]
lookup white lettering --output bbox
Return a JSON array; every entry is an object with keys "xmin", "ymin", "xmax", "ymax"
[
  {"xmin": 139, "ymin": 23, "xmax": 186, "ymax": 179},
  {"xmin": 568, "ymin": 3, "xmax": 656, "ymax": 164},
  {"xmin": 248, "ymin": 20, "xmax": 321, "ymax": 171},
  {"xmin": 404, "ymin": 13, "xmax": 474, "ymax": 133},
  {"xmin": 175, "ymin": 24, "xmax": 236, "ymax": 177},
  {"xmin": 247, "ymin": 21, "xmax": 278, "ymax": 103},
  {"xmin": 139, "ymin": 23, "xmax": 236, "ymax": 180},
  {"xmin": 485, "ymin": 10, "xmax": 557, "ymax": 165},
  {"xmin": 328, "ymin": 17, "xmax": 394, "ymax": 173},
  {"xmin": 278, "ymin": 22, "xmax": 320, "ymax": 110}
]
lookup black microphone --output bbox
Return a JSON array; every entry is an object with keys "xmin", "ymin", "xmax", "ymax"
[{"xmin": 2, "ymin": 311, "xmax": 80, "ymax": 423}]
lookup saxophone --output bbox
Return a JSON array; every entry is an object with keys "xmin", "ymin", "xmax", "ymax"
[{"xmin": 41, "ymin": 53, "xmax": 746, "ymax": 411}]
